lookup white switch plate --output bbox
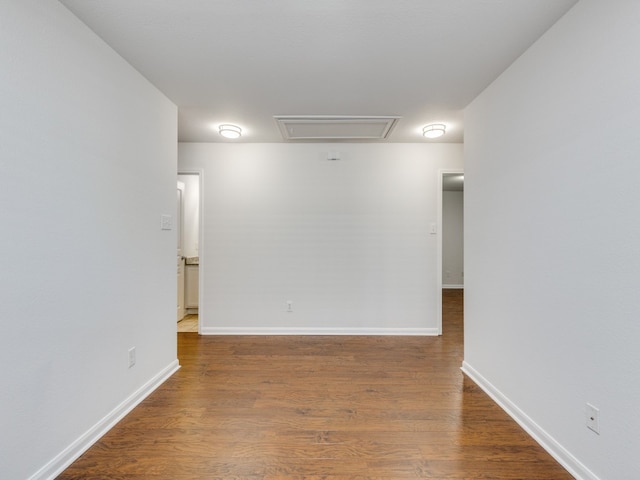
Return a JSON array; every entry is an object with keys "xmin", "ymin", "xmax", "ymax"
[
  {"xmin": 429, "ymin": 223, "xmax": 437, "ymax": 234},
  {"xmin": 160, "ymin": 214, "xmax": 172, "ymax": 230}
]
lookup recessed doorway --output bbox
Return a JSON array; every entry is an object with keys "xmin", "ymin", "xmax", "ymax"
[
  {"xmin": 437, "ymin": 169, "xmax": 464, "ymax": 335},
  {"xmin": 177, "ymin": 171, "xmax": 202, "ymax": 334}
]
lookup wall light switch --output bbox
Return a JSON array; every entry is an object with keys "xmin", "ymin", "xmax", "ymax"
[{"xmin": 160, "ymin": 214, "xmax": 172, "ymax": 230}]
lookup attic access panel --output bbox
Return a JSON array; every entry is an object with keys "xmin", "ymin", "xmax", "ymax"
[{"xmin": 274, "ymin": 115, "xmax": 401, "ymax": 141}]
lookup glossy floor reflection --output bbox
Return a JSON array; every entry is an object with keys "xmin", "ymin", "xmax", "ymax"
[{"xmin": 60, "ymin": 290, "xmax": 572, "ymax": 479}]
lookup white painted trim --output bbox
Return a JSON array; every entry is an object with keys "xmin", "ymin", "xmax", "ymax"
[
  {"xmin": 200, "ymin": 327, "xmax": 439, "ymax": 336},
  {"xmin": 461, "ymin": 361, "xmax": 601, "ymax": 480},
  {"xmin": 30, "ymin": 360, "xmax": 180, "ymax": 480},
  {"xmin": 443, "ymin": 284, "xmax": 464, "ymax": 289}
]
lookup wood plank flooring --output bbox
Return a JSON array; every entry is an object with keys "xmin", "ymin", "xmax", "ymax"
[
  {"xmin": 59, "ymin": 290, "xmax": 573, "ymax": 479},
  {"xmin": 178, "ymin": 314, "xmax": 199, "ymax": 333}
]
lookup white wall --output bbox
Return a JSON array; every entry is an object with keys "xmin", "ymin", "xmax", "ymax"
[
  {"xmin": 178, "ymin": 174, "xmax": 200, "ymax": 258},
  {"xmin": 0, "ymin": 1, "xmax": 178, "ymax": 478},
  {"xmin": 179, "ymin": 143, "xmax": 463, "ymax": 334},
  {"xmin": 442, "ymin": 191, "xmax": 464, "ymax": 287},
  {"xmin": 464, "ymin": 1, "xmax": 640, "ymax": 479}
]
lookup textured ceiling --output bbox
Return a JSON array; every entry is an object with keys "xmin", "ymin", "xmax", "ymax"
[{"xmin": 59, "ymin": 0, "xmax": 578, "ymax": 143}]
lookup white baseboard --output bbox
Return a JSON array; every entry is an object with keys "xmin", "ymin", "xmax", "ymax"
[
  {"xmin": 461, "ymin": 361, "xmax": 600, "ymax": 480},
  {"xmin": 200, "ymin": 327, "xmax": 439, "ymax": 336},
  {"xmin": 443, "ymin": 284, "xmax": 464, "ymax": 289},
  {"xmin": 31, "ymin": 360, "xmax": 180, "ymax": 480}
]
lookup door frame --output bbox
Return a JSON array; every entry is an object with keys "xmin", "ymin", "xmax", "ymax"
[
  {"xmin": 437, "ymin": 168, "xmax": 464, "ymax": 335},
  {"xmin": 177, "ymin": 181, "xmax": 185, "ymax": 321},
  {"xmin": 177, "ymin": 169, "xmax": 204, "ymax": 334}
]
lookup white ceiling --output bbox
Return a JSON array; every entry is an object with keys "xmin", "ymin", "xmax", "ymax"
[{"xmin": 59, "ymin": 0, "xmax": 577, "ymax": 143}]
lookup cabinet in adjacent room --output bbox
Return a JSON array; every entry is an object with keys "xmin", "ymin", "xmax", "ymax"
[{"xmin": 185, "ymin": 264, "xmax": 199, "ymax": 311}]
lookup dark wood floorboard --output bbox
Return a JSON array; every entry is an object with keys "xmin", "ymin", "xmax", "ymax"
[{"xmin": 59, "ymin": 289, "xmax": 573, "ymax": 479}]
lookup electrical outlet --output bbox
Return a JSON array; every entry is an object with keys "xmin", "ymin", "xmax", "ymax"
[
  {"xmin": 128, "ymin": 347, "xmax": 136, "ymax": 368},
  {"xmin": 586, "ymin": 403, "xmax": 599, "ymax": 434},
  {"xmin": 286, "ymin": 300, "xmax": 293, "ymax": 312}
]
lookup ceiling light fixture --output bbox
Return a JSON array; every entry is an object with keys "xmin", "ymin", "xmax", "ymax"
[
  {"xmin": 422, "ymin": 124, "xmax": 446, "ymax": 139},
  {"xmin": 219, "ymin": 124, "xmax": 242, "ymax": 139}
]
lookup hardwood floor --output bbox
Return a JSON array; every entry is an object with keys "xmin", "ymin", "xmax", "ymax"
[
  {"xmin": 59, "ymin": 290, "xmax": 572, "ymax": 479},
  {"xmin": 178, "ymin": 314, "xmax": 199, "ymax": 333}
]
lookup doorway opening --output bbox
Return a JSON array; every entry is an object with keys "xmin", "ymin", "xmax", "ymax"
[
  {"xmin": 437, "ymin": 169, "xmax": 464, "ymax": 335},
  {"xmin": 177, "ymin": 171, "xmax": 202, "ymax": 333}
]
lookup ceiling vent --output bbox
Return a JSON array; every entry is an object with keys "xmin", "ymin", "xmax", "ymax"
[{"xmin": 274, "ymin": 115, "xmax": 401, "ymax": 141}]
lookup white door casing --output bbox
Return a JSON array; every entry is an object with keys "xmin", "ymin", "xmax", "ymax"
[{"xmin": 177, "ymin": 181, "xmax": 185, "ymax": 321}]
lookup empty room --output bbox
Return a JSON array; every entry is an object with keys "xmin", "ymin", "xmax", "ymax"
[{"xmin": 2, "ymin": 1, "xmax": 639, "ymax": 479}]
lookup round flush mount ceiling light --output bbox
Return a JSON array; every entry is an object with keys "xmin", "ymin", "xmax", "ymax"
[
  {"xmin": 422, "ymin": 124, "xmax": 446, "ymax": 139},
  {"xmin": 219, "ymin": 124, "xmax": 242, "ymax": 139}
]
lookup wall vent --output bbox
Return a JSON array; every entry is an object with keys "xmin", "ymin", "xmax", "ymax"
[{"xmin": 274, "ymin": 115, "xmax": 400, "ymax": 141}]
